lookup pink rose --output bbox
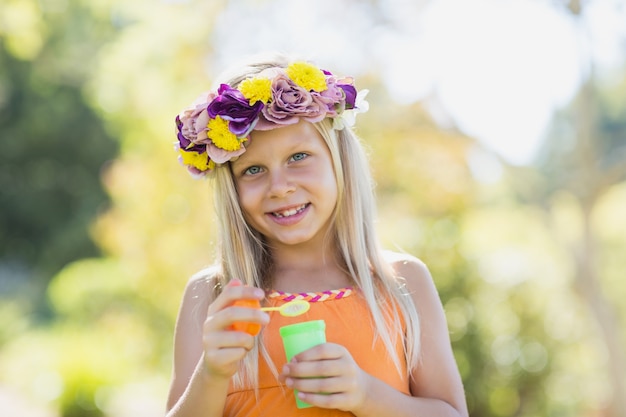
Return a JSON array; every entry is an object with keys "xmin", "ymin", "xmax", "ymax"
[
  {"xmin": 206, "ymin": 142, "xmax": 246, "ymax": 164},
  {"xmin": 260, "ymin": 73, "xmax": 327, "ymax": 127},
  {"xmin": 314, "ymin": 78, "xmax": 345, "ymax": 117},
  {"xmin": 177, "ymin": 92, "xmax": 216, "ymax": 145}
]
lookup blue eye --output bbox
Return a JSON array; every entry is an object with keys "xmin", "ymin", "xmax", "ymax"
[
  {"xmin": 291, "ymin": 152, "xmax": 308, "ymax": 162},
  {"xmin": 244, "ymin": 166, "xmax": 262, "ymax": 175}
]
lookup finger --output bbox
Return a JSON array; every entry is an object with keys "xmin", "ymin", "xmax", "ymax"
[
  {"xmin": 286, "ymin": 357, "xmax": 347, "ymax": 379},
  {"xmin": 203, "ymin": 330, "xmax": 255, "ymax": 351},
  {"xmin": 291, "ymin": 375, "xmax": 367, "ymax": 411},
  {"xmin": 204, "ymin": 346, "xmax": 250, "ymax": 366},
  {"xmin": 202, "ymin": 330, "xmax": 255, "ymax": 378},
  {"xmin": 204, "ymin": 306, "xmax": 269, "ymax": 332},
  {"xmin": 226, "ymin": 279, "xmax": 266, "ymax": 300},
  {"xmin": 296, "ymin": 391, "xmax": 352, "ymax": 410},
  {"xmin": 291, "ymin": 342, "xmax": 344, "ymax": 362},
  {"xmin": 288, "ymin": 374, "xmax": 350, "ymax": 394},
  {"xmin": 203, "ymin": 346, "xmax": 250, "ymax": 378},
  {"xmin": 208, "ymin": 281, "xmax": 265, "ymax": 314}
]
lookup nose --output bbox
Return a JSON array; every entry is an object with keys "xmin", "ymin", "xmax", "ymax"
[{"xmin": 267, "ymin": 168, "xmax": 295, "ymax": 198}]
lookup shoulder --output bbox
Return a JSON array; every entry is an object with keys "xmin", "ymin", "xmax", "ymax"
[
  {"xmin": 185, "ymin": 265, "xmax": 221, "ymax": 296},
  {"xmin": 383, "ymin": 250, "xmax": 432, "ymax": 285},
  {"xmin": 177, "ymin": 265, "xmax": 222, "ymax": 323},
  {"xmin": 172, "ymin": 266, "xmax": 222, "ymax": 357},
  {"xmin": 382, "ymin": 250, "xmax": 439, "ymax": 307}
]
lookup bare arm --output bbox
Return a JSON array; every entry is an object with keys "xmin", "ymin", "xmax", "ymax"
[
  {"xmin": 166, "ymin": 274, "xmax": 269, "ymax": 417},
  {"xmin": 353, "ymin": 256, "xmax": 468, "ymax": 417}
]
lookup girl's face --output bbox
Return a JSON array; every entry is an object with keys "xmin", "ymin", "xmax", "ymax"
[{"xmin": 230, "ymin": 121, "xmax": 338, "ymax": 248}]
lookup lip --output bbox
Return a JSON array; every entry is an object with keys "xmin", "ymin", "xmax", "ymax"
[{"xmin": 266, "ymin": 203, "xmax": 310, "ymax": 226}]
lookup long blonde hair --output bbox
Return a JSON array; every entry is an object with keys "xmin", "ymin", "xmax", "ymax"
[{"xmin": 208, "ymin": 53, "xmax": 420, "ymax": 388}]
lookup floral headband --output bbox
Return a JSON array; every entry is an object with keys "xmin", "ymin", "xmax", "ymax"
[{"xmin": 175, "ymin": 61, "xmax": 369, "ymax": 177}]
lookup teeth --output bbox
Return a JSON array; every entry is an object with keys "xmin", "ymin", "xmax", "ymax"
[{"xmin": 273, "ymin": 204, "xmax": 306, "ymax": 218}]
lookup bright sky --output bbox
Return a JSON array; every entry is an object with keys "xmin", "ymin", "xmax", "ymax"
[{"xmin": 212, "ymin": 0, "xmax": 626, "ymax": 166}]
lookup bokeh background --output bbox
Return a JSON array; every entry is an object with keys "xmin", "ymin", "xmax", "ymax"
[{"xmin": 1, "ymin": 0, "xmax": 625, "ymax": 416}]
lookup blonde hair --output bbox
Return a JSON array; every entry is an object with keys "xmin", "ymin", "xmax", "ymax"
[{"xmin": 208, "ymin": 53, "xmax": 420, "ymax": 388}]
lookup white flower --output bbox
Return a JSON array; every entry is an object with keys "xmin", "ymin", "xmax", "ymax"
[{"xmin": 333, "ymin": 89, "xmax": 370, "ymax": 130}]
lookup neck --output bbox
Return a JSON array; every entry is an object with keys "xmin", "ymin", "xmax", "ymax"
[{"xmin": 267, "ymin": 240, "xmax": 351, "ymax": 293}]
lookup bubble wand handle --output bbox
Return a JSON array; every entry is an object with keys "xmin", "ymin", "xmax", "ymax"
[{"xmin": 260, "ymin": 300, "xmax": 310, "ymax": 317}]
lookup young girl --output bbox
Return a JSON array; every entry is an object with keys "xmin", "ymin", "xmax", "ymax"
[{"xmin": 166, "ymin": 53, "xmax": 468, "ymax": 417}]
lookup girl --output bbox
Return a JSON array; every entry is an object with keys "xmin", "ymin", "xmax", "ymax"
[{"xmin": 166, "ymin": 53, "xmax": 468, "ymax": 417}]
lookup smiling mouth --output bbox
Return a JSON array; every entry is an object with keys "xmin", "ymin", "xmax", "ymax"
[{"xmin": 271, "ymin": 204, "xmax": 308, "ymax": 218}]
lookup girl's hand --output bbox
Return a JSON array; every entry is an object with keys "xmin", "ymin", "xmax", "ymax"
[
  {"xmin": 202, "ymin": 279, "xmax": 269, "ymax": 379},
  {"xmin": 280, "ymin": 343, "xmax": 369, "ymax": 412}
]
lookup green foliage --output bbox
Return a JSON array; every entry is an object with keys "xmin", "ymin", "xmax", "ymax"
[
  {"xmin": 0, "ymin": 300, "xmax": 30, "ymax": 348},
  {"xmin": 58, "ymin": 372, "xmax": 106, "ymax": 417},
  {"xmin": 0, "ymin": 0, "xmax": 119, "ymax": 296},
  {"xmin": 521, "ymin": 70, "xmax": 626, "ymax": 416},
  {"xmin": 532, "ymin": 74, "xmax": 626, "ymax": 201}
]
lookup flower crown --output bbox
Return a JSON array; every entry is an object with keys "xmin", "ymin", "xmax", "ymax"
[{"xmin": 175, "ymin": 61, "xmax": 369, "ymax": 177}]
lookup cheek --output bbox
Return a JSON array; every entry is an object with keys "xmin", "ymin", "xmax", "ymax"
[
  {"xmin": 235, "ymin": 184, "xmax": 254, "ymax": 214},
  {"xmin": 321, "ymin": 164, "xmax": 339, "ymax": 199},
  {"xmin": 314, "ymin": 171, "xmax": 339, "ymax": 210},
  {"xmin": 236, "ymin": 182, "xmax": 266, "ymax": 219}
]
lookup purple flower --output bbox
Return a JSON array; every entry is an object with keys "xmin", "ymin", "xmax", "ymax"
[
  {"xmin": 176, "ymin": 115, "xmax": 206, "ymax": 153},
  {"xmin": 338, "ymin": 84, "xmax": 357, "ymax": 110},
  {"xmin": 207, "ymin": 84, "xmax": 262, "ymax": 136},
  {"xmin": 261, "ymin": 73, "xmax": 327, "ymax": 126}
]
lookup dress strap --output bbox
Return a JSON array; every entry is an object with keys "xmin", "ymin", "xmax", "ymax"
[{"xmin": 268, "ymin": 287, "xmax": 354, "ymax": 302}]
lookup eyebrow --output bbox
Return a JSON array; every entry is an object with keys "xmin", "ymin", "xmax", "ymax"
[{"xmin": 232, "ymin": 134, "xmax": 314, "ymax": 169}]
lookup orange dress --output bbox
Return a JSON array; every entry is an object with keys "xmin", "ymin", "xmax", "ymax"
[{"xmin": 224, "ymin": 288, "xmax": 409, "ymax": 417}]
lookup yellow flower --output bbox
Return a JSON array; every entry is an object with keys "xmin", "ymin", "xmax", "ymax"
[
  {"xmin": 207, "ymin": 116, "xmax": 243, "ymax": 151},
  {"xmin": 179, "ymin": 148, "xmax": 212, "ymax": 171},
  {"xmin": 287, "ymin": 62, "xmax": 327, "ymax": 92},
  {"xmin": 239, "ymin": 77, "xmax": 272, "ymax": 105}
]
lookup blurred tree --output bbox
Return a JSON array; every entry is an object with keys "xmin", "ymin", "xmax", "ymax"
[
  {"xmin": 506, "ymin": 2, "xmax": 626, "ymax": 411},
  {"xmin": 26, "ymin": 1, "xmax": 228, "ymax": 415},
  {"xmin": 365, "ymin": 88, "xmax": 565, "ymax": 417},
  {"xmin": 0, "ymin": 0, "xmax": 119, "ymax": 315},
  {"xmin": 525, "ymin": 75, "xmax": 626, "ymax": 417},
  {"xmin": 0, "ymin": 0, "xmax": 123, "ymax": 415},
  {"xmin": 375, "ymin": 154, "xmax": 494, "ymax": 414}
]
